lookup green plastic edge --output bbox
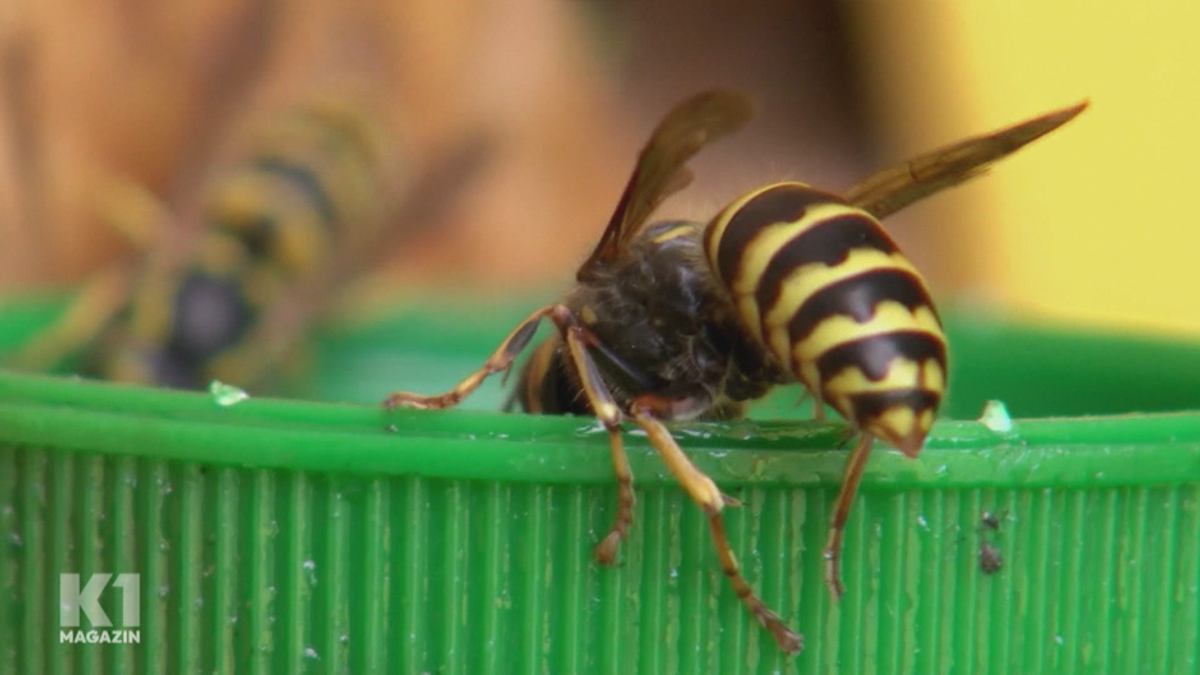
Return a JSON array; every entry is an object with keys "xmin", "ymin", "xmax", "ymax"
[{"xmin": 2, "ymin": 370, "xmax": 1199, "ymax": 492}]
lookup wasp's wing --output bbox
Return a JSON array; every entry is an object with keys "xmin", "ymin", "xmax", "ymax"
[
  {"xmin": 845, "ymin": 101, "xmax": 1087, "ymax": 220},
  {"xmin": 577, "ymin": 90, "xmax": 753, "ymax": 281}
]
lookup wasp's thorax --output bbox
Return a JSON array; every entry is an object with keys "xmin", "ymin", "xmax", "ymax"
[{"xmin": 520, "ymin": 220, "xmax": 785, "ymax": 419}]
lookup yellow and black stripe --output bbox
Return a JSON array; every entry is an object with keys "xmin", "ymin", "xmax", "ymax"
[
  {"xmin": 96, "ymin": 97, "xmax": 391, "ymax": 388},
  {"xmin": 204, "ymin": 98, "xmax": 390, "ymax": 277},
  {"xmin": 703, "ymin": 181, "xmax": 947, "ymax": 455}
]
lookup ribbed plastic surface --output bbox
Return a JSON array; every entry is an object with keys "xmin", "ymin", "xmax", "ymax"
[
  {"xmin": 2, "ymin": 301, "xmax": 1200, "ymax": 673},
  {"xmin": 2, "ymin": 370, "xmax": 1200, "ymax": 673}
]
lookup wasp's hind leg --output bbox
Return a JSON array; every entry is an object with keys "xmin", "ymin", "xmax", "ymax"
[
  {"xmin": 382, "ymin": 304, "xmax": 568, "ymax": 410},
  {"xmin": 529, "ymin": 327, "xmax": 804, "ymax": 653},
  {"xmin": 628, "ymin": 391, "xmax": 803, "ymax": 654},
  {"xmin": 824, "ymin": 432, "xmax": 876, "ymax": 601}
]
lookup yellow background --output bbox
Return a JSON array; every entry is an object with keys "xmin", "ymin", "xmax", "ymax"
[{"xmin": 851, "ymin": 2, "xmax": 1199, "ymax": 337}]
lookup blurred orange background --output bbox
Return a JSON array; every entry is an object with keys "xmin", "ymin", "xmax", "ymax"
[{"xmin": 0, "ymin": 0, "xmax": 1196, "ymax": 336}]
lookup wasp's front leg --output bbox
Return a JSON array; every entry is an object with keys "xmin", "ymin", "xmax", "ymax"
[{"xmin": 382, "ymin": 304, "xmax": 570, "ymax": 410}]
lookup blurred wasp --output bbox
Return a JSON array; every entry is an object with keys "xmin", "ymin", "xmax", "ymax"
[
  {"xmin": 6, "ymin": 92, "xmax": 489, "ymax": 391},
  {"xmin": 383, "ymin": 90, "xmax": 1085, "ymax": 652}
]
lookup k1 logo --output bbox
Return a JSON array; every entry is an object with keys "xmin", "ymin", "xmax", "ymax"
[{"xmin": 59, "ymin": 573, "xmax": 142, "ymax": 644}]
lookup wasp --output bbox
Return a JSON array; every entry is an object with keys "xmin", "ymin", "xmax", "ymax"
[
  {"xmin": 383, "ymin": 90, "xmax": 1085, "ymax": 653},
  {"xmin": 7, "ymin": 92, "xmax": 488, "ymax": 391}
]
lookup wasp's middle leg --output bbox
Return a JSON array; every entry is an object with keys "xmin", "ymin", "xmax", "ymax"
[{"xmin": 555, "ymin": 323, "xmax": 637, "ymax": 566}]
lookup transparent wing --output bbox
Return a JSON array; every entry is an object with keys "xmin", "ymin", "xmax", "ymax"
[
  {"xmin": 845, "ymin": 101, "xmax": 1087, "ymax": 219},
  {"xmin": 577, "ymin": 89, "xmax": 753, "ymax": 281}
]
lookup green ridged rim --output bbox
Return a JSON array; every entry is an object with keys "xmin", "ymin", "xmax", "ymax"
[{"xmin": 2, "ymin": 370, "xmax": 1199, "ymax": 491}]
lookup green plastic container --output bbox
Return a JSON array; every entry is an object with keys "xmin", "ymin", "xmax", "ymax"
[{"xmin": 2, "ymin": 297, "xmax": 1200, "ymax": 674}]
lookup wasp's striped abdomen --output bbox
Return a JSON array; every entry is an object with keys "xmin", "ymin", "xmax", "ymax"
[
  {"xmin": 204, "ymin": 99, "xmax": 391, "ymax": 277},
  {"xmin": 704, "ymin": 182, "xmax": 947, "ymax": 455}
]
